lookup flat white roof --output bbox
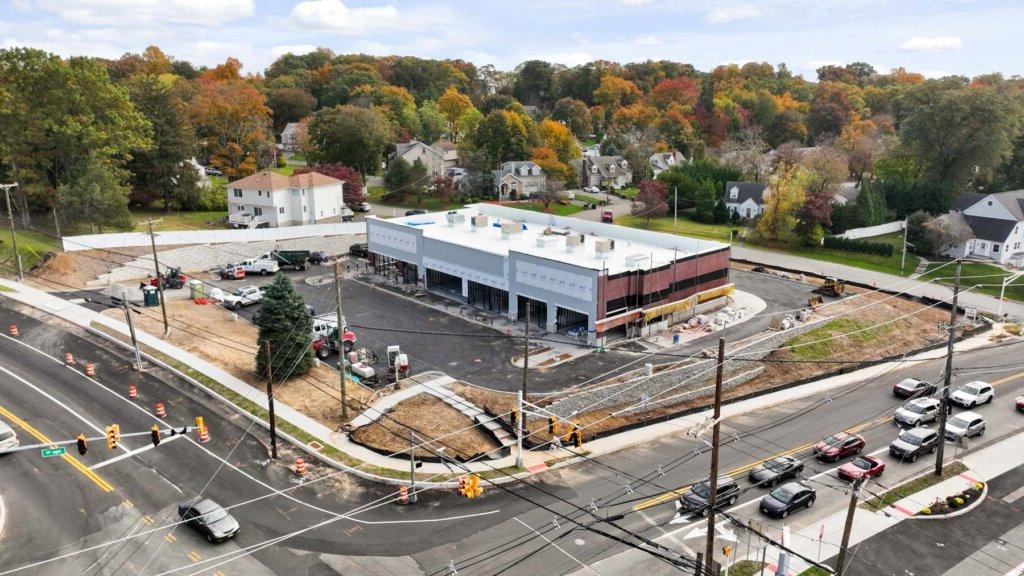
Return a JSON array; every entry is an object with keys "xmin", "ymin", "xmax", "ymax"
[{"xmin": 372, "ymin": 204, "xmax": 729, "ymax": 274}]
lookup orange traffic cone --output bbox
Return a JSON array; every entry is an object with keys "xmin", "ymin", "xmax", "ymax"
[
  {"xmin": 128, "ymin": 384, "xmax": 138, "ymax": 400},
  {"xmin": 154, "ymin": 402, "xmax": 167, "ymax": 418},
  {"xmin": 65, "ymin": 352, "xmax": 75, "ymax": 365},
  {"xmin": 198, "ymin": 426, "xmax": 210, "ymax": 443},
  {"xmin": 9, "ymin": 324, "xmax": 18, "ymax": 337},
  {"xmin": 294, "ymin": 457, "xmax": 307, "ymax": 476},
  {"xmin": 85, "ymin": 362, "xmax": 96, "ymax": 377}
]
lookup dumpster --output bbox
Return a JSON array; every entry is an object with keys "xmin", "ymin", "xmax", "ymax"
[
  {"xmin": 142, "ymin": 285, "xmax": 159, "ymax": 307},
  {"xmin": 188, "ymin": 279, "xmax": 205, "ymax": 299}
]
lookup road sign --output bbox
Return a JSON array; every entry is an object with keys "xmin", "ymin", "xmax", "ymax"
[{"xmin": 41, "ymin": 446, "xmax": 66, "ymax": 458}]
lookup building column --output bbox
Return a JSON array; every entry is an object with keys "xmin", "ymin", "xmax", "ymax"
[{"xmin": 545, "ymin": 305, "xmax": 557, "ymax": 333}]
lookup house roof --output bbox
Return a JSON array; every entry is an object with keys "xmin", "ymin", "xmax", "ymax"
[
  {"xmin": 837, "ymin": 182, "xmax": 860, "ymax": 204},
  {"xmin": 963, "ymin": 215, "xmax": 1018, "ymax": 242},
  {"xmin": 432, "ymin": 139, "xmax": 457, "ymax": 151},
  {"xmin": 650, "ymin": 151, "xmax": 684, "ymax": 171},
  {"xmin": 587, "ymin": 156, "xmax": 631, "ymax": 179},
  {"xmin": 990, "ymin": 189, "xmax": 1024, "ymax": 220},
  {"xmin": 394, "ymin": 139, "xmax": 442, "ymax": 160},
  {"xmin": 226, "ymin": 170, "xmax": 342, "ymax": 190},
  {"xmin": 952, "ymin": 192, "xmax": 987, "ymax": 211},
  {"xmin": 725, "ymin": 181, "xmax": 768, "ymax": 205},
  {"xmin": 494, "ymin": 161, "xmax": 545, "ymax": 180},
  {"xmin": 281, "ymin": 122, "xmax": 305, "ymax": 135}
]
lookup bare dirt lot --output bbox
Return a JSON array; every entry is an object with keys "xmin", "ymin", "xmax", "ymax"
[
  {"xmin": 30, "ymin": 248, "xmax": 154, "ymax": 290},
  {"xmin": 350, "ymin": 393, "xmax": 499, "ymax": 460}
]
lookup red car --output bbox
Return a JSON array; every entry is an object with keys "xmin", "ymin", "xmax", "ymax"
[
  {"xmin": 838, "ymin": 455, "xmax": 886, "ymax": 481},
  {"xmin": 814, "ymin": 432, "xmax": 865, "ymax": 462},
  {"xmin": 1016, "ymin": 395, "xmax": 1024, "ymax": 412}
]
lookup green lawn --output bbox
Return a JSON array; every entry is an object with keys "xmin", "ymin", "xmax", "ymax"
[
  {"xmin": 271, "ymin": 165, "xmax": 295, "ymax": 176},
  {"xmin": 618, "ymin": 187, "xmax": 639, "ymax": 199},
  {"xmin": 130, "ymin": 209, "xmax": 228, "ymax": 231},
  {"xmin": 365, "ymin": 185, "xmax": 464, "ymax": 213},
  {"xmin": 0, "ymin": 227, "xmax": 62, "ymax": 273},
  {"xmin": 614, "ymin": 214, "xmax": 740, "ymax": 242},
  {"xmin": 784, "ymin": 317, "xmax": 894, "ymax": 360},
  {"xmin": 862, "ymin": 461, "xmax": 967, "ymax": 511},
  {"xmin": 797, "ymin": 568, "xmax": 832, "ymax": 576},
  {"xmin": 723, "ymin": 560, "xmax": 768, "ymax": 576},
  {"xmin": 573, "ymin": 193, "xmax": 603, "ymax": 205},
  {"xmin": 512, "ymin": 202, "xmax": 584, "ymax": 216},
  {"xmin": 922, "ymin": 261, "xmax": 1024, "ymax": 302},
  {"xmin": 766, "ymin": 232, "xmax": 920, "ymax": 277}
]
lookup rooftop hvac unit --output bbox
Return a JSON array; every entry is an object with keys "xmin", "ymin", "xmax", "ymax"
[
  {"xmin": 501, "ymin": 220, "xmax": 524, "ymax": 238},
  {"xmin": 446, "ymin": 212, "xmax": 465, "ymax": 226},
  {"xmin": 471, "ymin": 215, "xmax": 489, "ymax": 229},
  {"xmin": 536, "ymin": 236, "xmax": 559, "ymax": 248},
  {"xmin": 595, "ymin": 238, "xmax": 614, "ymax": 255},
  {"xmin": 625, "ymin": 253, "xmax": 650, "ymax": 268},
  {"xmin": 565, "ymin": 234, "xmax": 584, "ymax": 252}
]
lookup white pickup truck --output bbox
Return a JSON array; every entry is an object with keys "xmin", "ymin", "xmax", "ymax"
[
  {"xmin": 220, "ymin": 285, "xmax": 265, "ymax": 310},
  {"xmin": 239, "ymin": 258, "xmax": 279, "ymax": 275}
]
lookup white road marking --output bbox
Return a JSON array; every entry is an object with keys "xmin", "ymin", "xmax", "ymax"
[
  {"xmin": 90, "ymin": 433, "xmax": 184, "ymax": 470},
  {"xmin": 514, "ymin": 517, "xmax": 602, "ymax": 575},
  {"xmin": 639, "ymin": 510, "xmax": 695, "ymax": 555},
  {"xmin": 0, "ymin": 489, "xmax": 6, "ymax": 537}
]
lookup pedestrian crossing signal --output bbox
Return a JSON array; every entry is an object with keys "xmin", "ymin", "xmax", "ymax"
[
  {"xmin": 150, "ymin": 425, "xmax": 161, "ymax": 447},
  {"xmin": 105, "ymin": 424, "xmax": 120, "ymax": 450},
  {"xmin": 76, "ymin": 434, "xmax": 88, "ymax": 456}
]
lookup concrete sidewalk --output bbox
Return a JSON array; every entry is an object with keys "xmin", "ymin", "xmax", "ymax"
[
  {"xmin": 749, "ymin": 429, "xmax": 1024, "ymax": 575},
  {"xmin": 732, "ymin": 245, "xmax": 1024, "ymax": 318}
]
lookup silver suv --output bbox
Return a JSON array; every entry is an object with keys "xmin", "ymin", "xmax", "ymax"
[
  {"xmin": 945, "ymin": 411, "xmax": 986, "ymax": 439},
  {"xmin": 894, "ymin": 398, "xmax": 941, "ymax": 427}
]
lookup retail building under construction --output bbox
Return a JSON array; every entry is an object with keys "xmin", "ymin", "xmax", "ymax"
[{"xmin": 365, "ymin": 204, "xmax": 733, "ymax": 343}]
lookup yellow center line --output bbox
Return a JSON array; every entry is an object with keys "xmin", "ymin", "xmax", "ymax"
[
  {"xmin": 990, "ymin": 370, "xmax": 1024, "ymax": 387},
  {"xmin": 0, "ymin": 404, "xmax": 114, "ymax": 492}
]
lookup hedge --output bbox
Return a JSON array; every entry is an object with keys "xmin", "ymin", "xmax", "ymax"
[{"xmin": 823, "ymin": 235, "xmax": 895, "ymax": 257}]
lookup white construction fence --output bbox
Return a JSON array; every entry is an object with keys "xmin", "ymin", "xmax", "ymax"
[
  {"xmin": 836, "ymin": 220, "xmax": 905, "ymax": 240},
  {"xmin": 61, "ymin": 222, "xmax": 367, "ymax": 252}
]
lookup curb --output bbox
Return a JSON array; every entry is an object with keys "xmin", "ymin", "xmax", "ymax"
[
  {"xmin": 912, "ymin": 478, "xmax": 988, "ymax": 521},
  {"xmin": 0, "ymin": 491, "xmax": 6, "ymax": 538}
]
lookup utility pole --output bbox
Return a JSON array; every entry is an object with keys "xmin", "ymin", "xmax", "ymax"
[
  {"xmin": 122, "ymin": 299, "xmax": 144, "ymax": 372},
  {"xmin": 900, "ymin": 216, "xmax": 909, "ymax": 274},
  {"xmin": 935, "ymin": 258, "xmax": 962, "ymax": 476},
  {"xmin": 673, "ymin": 186, "xmax": 678, "ymax": 234},
  {"xmin": 334, "ymin": 259, "xmax": 348, "ymax": 421},
  {"xmin": 409, "ymin": 431, "xmax": 418, "ymax": 503},
  {"xmin": 835, "ymin": 476, "xmax": 864, "ymax": 576},
  {"xmin": 515, "ymin": 390, "xmax": 524, "ymax": 468},
  {"xmin": 265, "ymin": 341, "xmax": 279, "ymax": 459},
  {"xmin": 1, "ymin": 183, "xmax": 23, "ymax": 280},
  {"xmin": 144, "ymin": 219, "xmax": 170, "ymax": 336},
  {"xmin": 704, "ymin": 337, "xmax": 726, "ymax": 576},
  {"xmin": 521, "ymin": 300, "xmax": 531, "ymax": 434}
]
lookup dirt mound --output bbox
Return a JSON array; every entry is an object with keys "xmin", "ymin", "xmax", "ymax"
[{"xmin": 31, "ymin": 248, "xmax": 150, "ymax": 290}]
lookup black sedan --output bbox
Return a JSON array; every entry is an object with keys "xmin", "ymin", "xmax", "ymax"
[
  {"xmin": 748, "ymin": 455, "xmax": 804, "ymax": 488},
  {"xmin": 759, "ymin": 482, "xmax": 816, "ymax": 519},
  {"xmin": 178, "ymin": 498, "xmax": 240, "ymax": 543}
]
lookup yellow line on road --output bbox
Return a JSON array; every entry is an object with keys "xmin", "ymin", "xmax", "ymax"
[
  {"xmin": 187, "ymin": 551, "xmax": 202, "ymax": 563},
  {"xmin": 632, "ymin": 413, "xmax": 892, "ymax": 511},
  {"xmin": 164, "ymin": 533, "xmax": 177, "ymax": 543},
  {"xmin": 143, "ymin": 515, "xmax": 154, "ymax": 525},
  {"xmin": 991, "ymin": 370, "xmax": 1024, "ymax": 387},
  {"xmin": 0, "ymin": 403, "xmax": 114, "ymax": 493}
]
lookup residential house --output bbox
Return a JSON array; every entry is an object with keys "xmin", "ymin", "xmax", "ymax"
[
  {"xmin": 226, "ymin": 171, "xmax": 345, "ymax": 228},
  {"xmin": 492, "ymin": 161, "xmax": 547, "ymax": 199},
  {"xmin": 391, "ymin": 139, "xmax": 445, "ymax": 176},
  {"xmin": 184, "ymin": 158, "xmax": 212, "ymax": 189},
  {"xmin": 432, "ymin": 139, "xmax": 459, "ymax": 171},
  {"xmin": 650, "ymin": 151, "xmax": 687, "ymax": 178},
  {"xmin": 280, "ymin": 122, "xmax": 306, "ymax": 152},
  {"xmin": 724, "ymin": 181, "xmax": 770, "ymax": 219},
  {"xmin": 938, "ymin": 190, "xmax": 1024, "ymax": 264},
  {"xmin": 577, "ymin": 156, "xmax": 633, "ymax": 190}
]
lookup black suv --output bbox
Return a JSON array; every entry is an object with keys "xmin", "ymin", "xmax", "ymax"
[
  {"xmin": 888, "ymin": 426, "xmax": 939, "ymax": 462},
  {"xmin": 349, "ymin": 243, "xmax": 368, "ymax": 258},
  {"xmin": 677, "ymin": 476, "xmax": 740, "ymax": 517},
  {"xmin": 893, "ymin": 378, "xmax": 936, "ymax": 399}
]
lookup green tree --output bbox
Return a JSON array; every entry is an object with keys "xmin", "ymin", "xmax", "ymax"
[
  {"xmin": 384, "ymin": 157, "xmax": 428, "ymax": 203},
  {"xmin": 266, "ymin": 87, "xmax": 316, "ymax": 134},
  {"xmin": 471, "ymin": 109, "xmax": 532, "ymax": 166},
  {"xmin": 551, "ymin": 97, "xmax": 593, "ymax": 138},
  {"xmin": 59, "ymin": 157, "xmax": 134, "ymax": 232},
  {"xmin": 417, "ymin": 100, "xmax": 448, "ymax": 143},
  {"xmin": 437, "ymin": 86, "xmax": 476, "ymax": 142},
  {"xmin": 852, "ymin": 182, "xmax": 893, "ymax": 226},
  {"xmin": 254, "ymin": 273, "xmax": 315, "ymax": 382},
  {"xmin": 126, "ymin": 74, "xmax": 197, "ymax": 209},
  {"xmin": 632, "ymin": 179, "xmax": 668, "ymax": 224},
  {"xmin": 512, "ymin": 60, "xmax": 558, "ymax": 106},
  {"xmin": 308, "ymin": 105, "xmax": 394, "ymax": 175},
  {"xmin": 757, "ymin": 165, "xmax": 805, "ymax": 241},
  {"xmin": 713, "ymin": 200, "xmax": 730, "ymax": 224}
]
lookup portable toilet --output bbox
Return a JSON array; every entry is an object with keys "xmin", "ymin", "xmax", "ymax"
[
  {"xmin": 188, "ymin": 279, "xmax": 205, "ymax": 299},
  {"xmin": 142, "ymin": 285, "xmax": 160, "ymax": 307}
]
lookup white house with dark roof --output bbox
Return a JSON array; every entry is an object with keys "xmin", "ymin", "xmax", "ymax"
[
  {"xmin": 650, "ymin": 151, "xmax": 687, "ymax": 178},
  {"xmin": 492, "ymin": 161, "xmax": 547, "ymax": 199},
  {"xmin": 940, "ymin": 190, "xmax": 1024, "ymax": 264},
  {"xmin": 724, "ymin": 181, "xmax": 770, "ymax": 219},
  {"xmin": 391, "ymin": 139, "xmax": 445, "ymax": 176},
  {"xmin": 576, "ymin": 156, "xmax": 632, "ymax": 189},
  {"xmin": 280, "ymin": 122, "xmax": 306, "ymax": 152}
]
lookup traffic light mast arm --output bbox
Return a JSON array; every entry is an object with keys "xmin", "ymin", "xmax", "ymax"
[{"xmin": 0, "ymin": 426, "xmax": 196, "ymax": 454}]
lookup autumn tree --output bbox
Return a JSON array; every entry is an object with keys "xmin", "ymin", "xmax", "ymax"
[
  {"xmin": 551, "ymin": 97, "xmax": 592, "ymax": 139},
  {"xmin": 594, "ymin": 76, "xmax": 642, "ymax": 116},
  {"xmin": 294, "ymin": 163, "xmax": 366, "ymax": 208},
  {"xmin": 531, "ymin": 147, "xmax": 574, "ymax": 186},
  {"xmin": 757, "ymin": 165, "xmax": 805, "ymax": 241},
  {"xmin": 632, "ymin": 179, "xmax": 668, "ymax": 224},
  {"xmin": 797, "ymin": 147, "xmax": 847, "ymax": 235},
  {"xmin": 923, "ymin": 214, "xmax": 973, "ymax": 256},
  {"xmin": 537, "ymin": 119, "xmax": 581, "ymax": 163},
  {"xmin": 649, "ymin": 77, "xmax": 700, "ymax": 111},
  {"xmin": 437, "ymin": 86, "xmax": 475, "ymax": 142},
  {"xmin": 429, "ymin": 174, "xmax": 460, "ymax": 207},
  {"xmin": 189, "ymin": 71, "xmax": 274, "ymax": 179},
  {"xmin": 308, "ymin": 105, "xmax": 394, "ymax": 175},
  {"xmin": 471, "ymin": 109, "xmax": 534, "ymax": 166},
  {"xmin": 717, "ymin": 128, "xmax": 769, "ymax": 181}
]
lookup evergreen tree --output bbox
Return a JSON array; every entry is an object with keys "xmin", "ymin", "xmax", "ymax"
[
  {"xmin": 712, "ymin": 200, "xmax": 730, "ymax": 224},
  {"xmin": 254, "ymin": 273, "xmax": 314, "ymax": 382}
]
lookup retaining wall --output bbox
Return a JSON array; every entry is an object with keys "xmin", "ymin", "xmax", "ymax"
[{"xmin": 62, "ymin": 222, "xmax": 367, "ymax": 252}]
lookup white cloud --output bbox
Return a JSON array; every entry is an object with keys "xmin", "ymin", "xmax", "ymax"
[
  {"xmin": 620, "ymin": 0, "xmax": 651, "ymax": 4},
  {"xmin": 34, "ymin": 0, "xmax": 254, "ymax": 26},
  {"xmin": 633, "ymin": 36, "xmax": 662, "ymax": 46},
  {"xmin": 269, "ymin": 44, "xmax": 317, "ymax": 58},
  {"xmin": 536, "ymin": 51, "xmax": 593, "ymax": 67},
  {"xmin": 705, "ymin": 4, "xmax": 761, "ymax": 23},
  {"xmin": 900, "ymin": 35, "xmax": 962, "ymax": 51},
  {"xmin": 11, "ymin": 0, "xmax": 33, "ymax": 12},
  {"xmin": 289, "ymin": 0, "xmax": 415, "ymax": 35}
]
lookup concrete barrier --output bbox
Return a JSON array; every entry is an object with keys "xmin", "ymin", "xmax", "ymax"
[{"xmin": 62, "ymin": 222, "xmax": 366, "ymax": 252}]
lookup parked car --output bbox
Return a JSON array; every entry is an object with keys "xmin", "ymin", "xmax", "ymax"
[
  {"xmin": 945, "ymin": 411, "xmax": 986, "ymax": 440},
  {"xmin": 759, "ymin": 482, "xmax": 816, "ymax": 519},
  {"xmin": 950, "ymin": 381, "xmax": 994, "ymax": 408},
  {"xmin": 261, "ymin": 250, "xmax": 310, "ymax": 271},
  {"xmin": 177, "ymin": 499, "xmax": 239, "ymax": 543},
  {"xmin": 352, "ymin": 202, "xmax": 373, "ymax": 212},
  {"xmin": 239, "ymin": 258, "xmax": 279, "ymax": 276},
  {"xmin": 219, "ymin": 286, "xmax": 265, "ymax": 310},
  {"xmin": 814, "ymin": 432, "xmax": 865, "ymax": 462},
  {"xmin": 893, "ymin": 377, "xmax": 936, "ymax": 399},
  {"xmin": 583, "ymin": 186, "xmax": 600, "ymax": 193},
  {"xmin": 203, "ymin": 166, "xmax": 223, "ymax": 176},
  {"xmin": 217, "ymin": 264, "xmax": 245, "ymax": 280},
  {"xmin": 405, "ymin": 209, "xmax": 428, "ymax": 216},
  {"xmin": 748, "ymin": 455, "xmax": 804, "ymax": 488},
  {"xmin": 0, "ymin": 418, "xmax": 19, "ymax": 453},
  {"xmin": 349, "ymin": 243, "xmax": 368, "ymax": 258},
  {"xmin": 894, "ymin": 397, "xmax": 941, "ymax": 427},
  {"xmin": 676, "ymin": 476, "xmax": 739, "ymax": 517},
  {"xmin": 340, "ymin": 205, "xmax": 355, "ymax": 222},
  {"xmin": 889, "ymin": 426, "xmax": 939, "ymax": 462},
  {"xmin": 309, "ymin": 251, "xmax": 332, "ymax": 265},
  {"xmin": 1017, "ymin": 395, "xmax": 1024, "ymax": 412},
  {"xmin": 601, "ymin": 210, "xmax": 614, "ymax": 223},
  {"xmin": 838, "ymin": 456, "xmax": 886, "ymax": 481}
]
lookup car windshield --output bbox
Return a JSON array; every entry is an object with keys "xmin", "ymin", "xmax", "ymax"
[
  {"xmin": 200, "ymin": 508, "xmax": 228, "ymax": 524},
  {"xmin": 898, "ymin": 431, "xmax": 923, "ymax": 445},
  {"xmin": 770, "ymin": 485, "xmax": 798, "ymax": 503},
  {"xmin": 822, "ymin": 434, "xmax": 843, "ymax": 447},
  {"xmin": 851, "ymin": 458, "xmax": 873, "ymax": 470},
  {"xmin": 691, "ymin": 483, "xmax": 710, "ymax": 499},
  {"xmin": 900, "ymin": 380, "xmax": 920, "ymax": 389},
  {"xmin": 961, "ymin": 385, "xmax": 982, "ymax": 395},
  {"xmin": 949, "ymin": 416, "xmax": 972, "ymax": 428},
  {"xmin": 0, "ymin": 430, "xmax": 14, "ymax": 441},
  {"xmin": 231, "ymin": 288, "xmax": 247, "ymax": 296},
  {"xmin": 903, "ymin": 403, "xmax": 926, "ymax": 414}
]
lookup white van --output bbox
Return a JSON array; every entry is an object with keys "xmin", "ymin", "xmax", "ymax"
[
  {"xmin": 0, "ymin": 419, "xmax": 19, "ymax": 453},
  {"xmin": 239, "ymin": 258, "xmax": 280, "ymax": 275}
]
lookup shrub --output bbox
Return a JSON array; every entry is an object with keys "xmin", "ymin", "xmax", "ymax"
[
  {"xmin": 823, "ymin": 235, "xmax": 895, "ymax": 257},
  {"xmin": 920, "ymin": 507, "xmax": 931, "ymax": 515},
  {"xmin": 951, "ymin": 497, "xmax": 964, "ymax": 508},
  {"xmin": 974, "ymin": 482, "xmax": 985, "ymax": 490}
]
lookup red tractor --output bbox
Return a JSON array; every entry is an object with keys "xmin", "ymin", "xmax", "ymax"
[
  {"xmin": 151, "ymin": 267, "xmax": 188, "ymax": 289},
  {"xmin": 312, "ymin": 328, "xmax": 358, "ymax": 359}
]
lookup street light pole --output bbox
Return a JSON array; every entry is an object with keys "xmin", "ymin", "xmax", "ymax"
[
  {"xmin": 935, "ymin": 259, "xmax": 962, "ymax": 476},
  {"xmin": 1, "ymin": 183, "xmax": 23, "ymax": 279},
  {"xmin": 143, "ymin": 219, "xmax": 170, "ymax": 336},
  {"xmin": 122, "ymin": 299, "xmax": 144, "ymax": 372},
  {"xmin": 998, "ymin": 271, "xmax": 1024, "ymax": 318}
]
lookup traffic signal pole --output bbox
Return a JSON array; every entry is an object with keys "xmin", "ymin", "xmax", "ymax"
[
  {"xmin": 935, "ymin": 259, "xmax": 962, "ymax": 476},
  {"xmin": 265, "ymin": 341, "xmax": 279, "ymax": 459}
]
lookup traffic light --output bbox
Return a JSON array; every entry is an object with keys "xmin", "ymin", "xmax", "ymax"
[
  {"xmin": 105, "ymin": 424, "xmax": 120, "ymax": 450},
  {"xmin": 723, "ymin": 545, "xmax": 733, "ymax": 557},
  {"xmin": 458, "ymin": 476, "xmax": 468, "ymax": 496},
  {"xmin": 467, "ymin": 474, "xmax": 483, "ymax": 498},
  {"xmin": 150, "ymin": 425, "xmax": 161, "ymax": 447},
  {"xmin": 76, "ymin": 434, "xmax": 88, "ymax": 456}
]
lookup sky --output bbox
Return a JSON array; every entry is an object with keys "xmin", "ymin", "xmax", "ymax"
[{"xmin": 2, "ymin": 0, "xmax": 1023, "ymax": 79}]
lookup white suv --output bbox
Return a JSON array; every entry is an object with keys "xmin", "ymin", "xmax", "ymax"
[
  {"xmin": 0, "ymin": 419, "xmax": 19, "ymax": 452},
  {"xmin": 894, "ymin": 397, "xmax": 941, "ymax": 427},
  {"xmin": 950, "ymin": 381, "xmax": 994, "ymax": 408}
]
